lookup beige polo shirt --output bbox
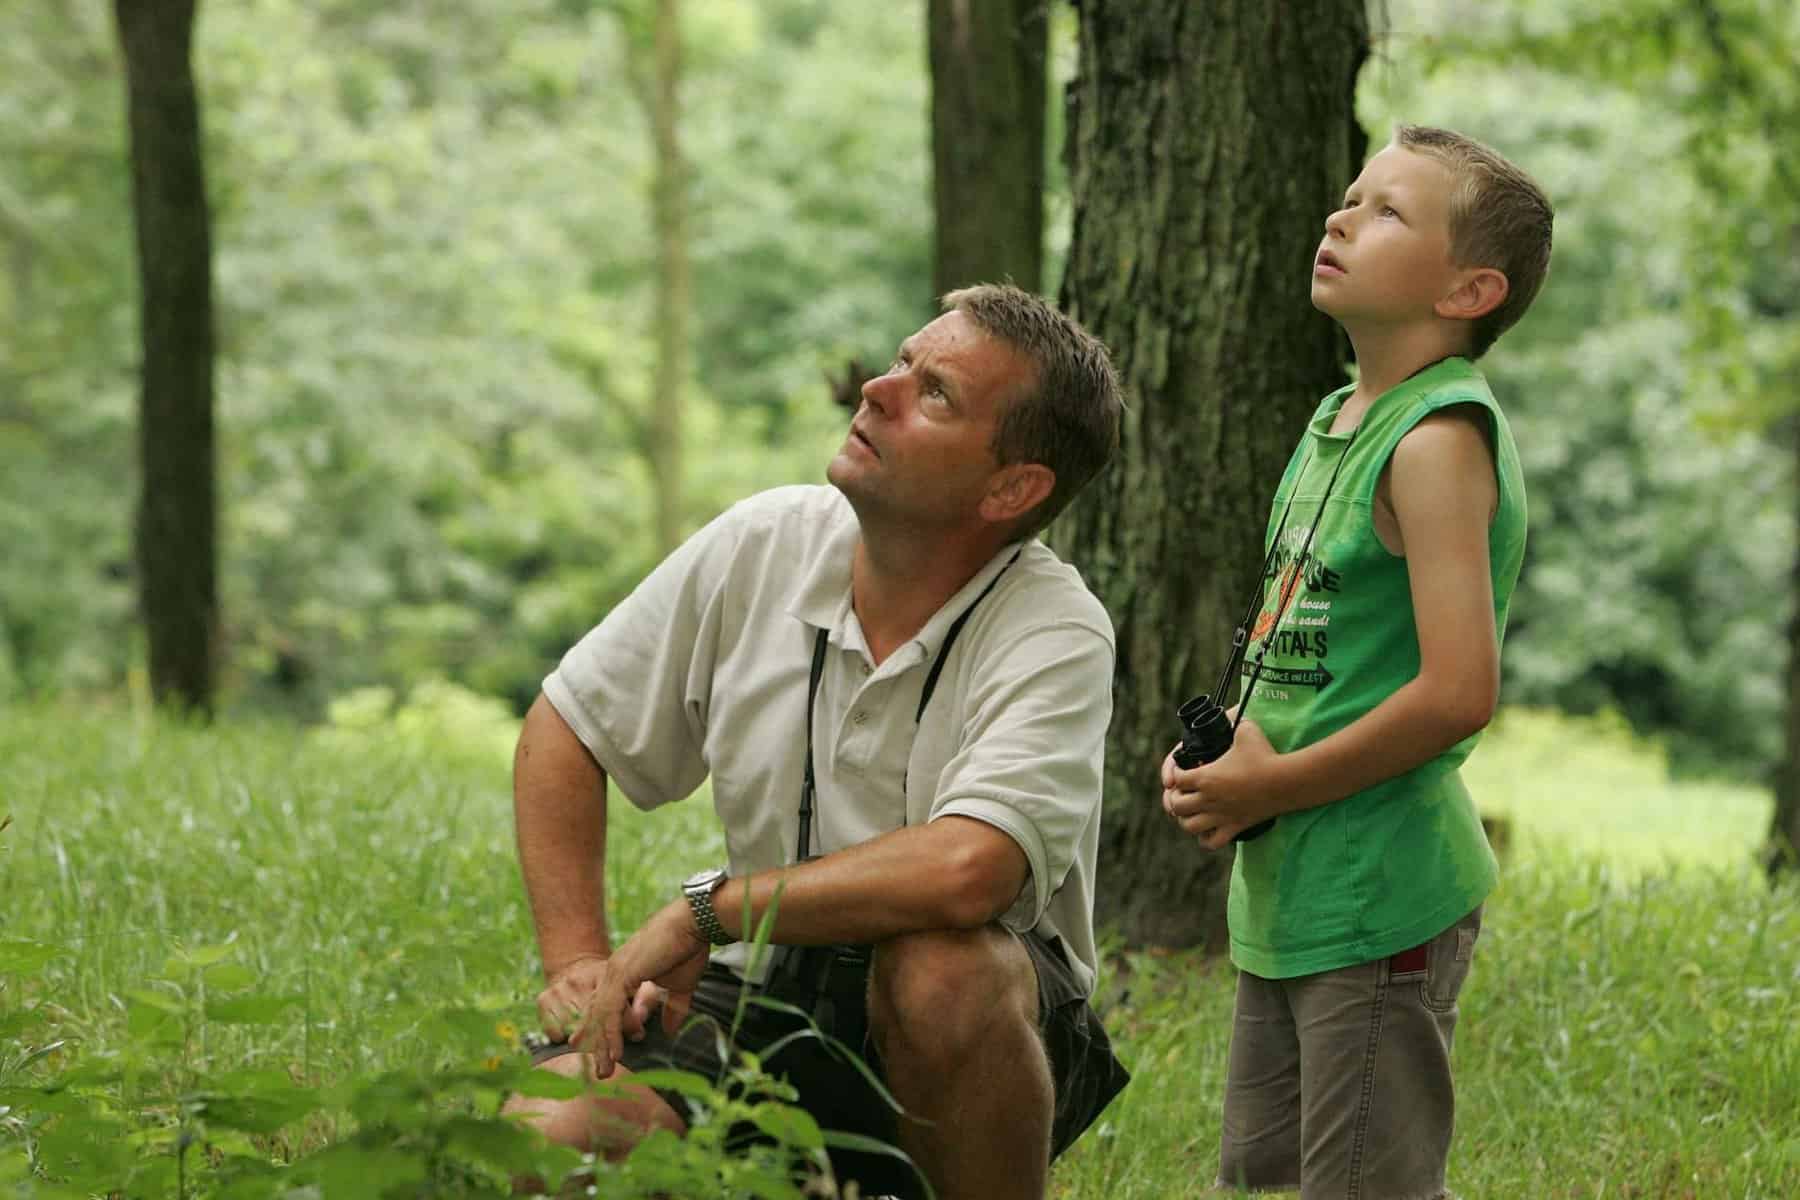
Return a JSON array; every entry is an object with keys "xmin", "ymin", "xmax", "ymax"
[{"xmin": 544, "ymin": 484, "xmax": 1115, "ymax": 994}]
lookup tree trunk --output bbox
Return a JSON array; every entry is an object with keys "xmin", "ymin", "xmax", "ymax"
[
  {"xmin": 647, "ymin": 0, "xmax": 687, "ymax": 556},
  {"xmin": 928, "ymin": 0, "xmax": 1046, "ymax": 299},
  {"xmin": 1770, "ymin": 420, "xmax": 1800, "ymax": 874},
  {"xmin": 1053, "ymin": 0, "xmax": 1367, "ymax": 948},
  {"xmin": 115, "ymin": 0, "xmax": 217, "ymax": 715}
]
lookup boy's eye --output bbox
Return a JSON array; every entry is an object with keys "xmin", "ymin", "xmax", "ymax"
[{"xmin": 1380, "ymin": 205, "xmax": 1400, "ymax": 218}]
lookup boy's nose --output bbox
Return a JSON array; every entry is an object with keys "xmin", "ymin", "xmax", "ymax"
[{"xmin": 1324, "ymin": 209, "xmax": 1349, "ymax": 239}]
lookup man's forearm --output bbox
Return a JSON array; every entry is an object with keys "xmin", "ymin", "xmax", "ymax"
[
  {"xmin": 514, "ymin": 693, "xmax": 611, "ymax": 978},
  {"xmin": 706, "ymin": 815, "xmax": 1026, "ymax": 948}
]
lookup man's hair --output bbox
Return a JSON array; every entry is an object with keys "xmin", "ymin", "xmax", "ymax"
[
  {"xmin": 941, "ymin": 283, "xmax": 1123, "ymax": 538},
  {"xmin": 1395, "ymin": 124, "xmax": 1554, "ymax": 359}
]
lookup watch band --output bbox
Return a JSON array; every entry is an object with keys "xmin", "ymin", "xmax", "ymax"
[{"xmin": 682, "ymin": 868, "xmax": 734, "ymax": 946}]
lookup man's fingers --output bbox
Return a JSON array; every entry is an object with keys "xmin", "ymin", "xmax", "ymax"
[{"xmin": 662, "ymin": 990, "xmax": 692, "ymax": 1036}]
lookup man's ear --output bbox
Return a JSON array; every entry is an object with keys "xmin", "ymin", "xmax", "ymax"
[
  {"xmin": 981, "ymin": 463, "xmax": 1055, "ymax": 527},
  {"xmin": 1436, "ymin": 267, "xmax": 1509, "ymax": 322}
]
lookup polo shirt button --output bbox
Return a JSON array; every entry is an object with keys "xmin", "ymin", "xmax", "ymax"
[
  {"xmin": 852, "ymin": 710, "xmax": 869, "ymax": 726},
  {"xmin": 860, "ymin": 661, "xmax": 872, "ymax": 676}
]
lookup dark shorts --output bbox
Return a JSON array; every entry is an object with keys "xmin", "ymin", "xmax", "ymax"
[{"xmin": 531, "ymin": 929, "xmax": 1128, "ymax": 1197}]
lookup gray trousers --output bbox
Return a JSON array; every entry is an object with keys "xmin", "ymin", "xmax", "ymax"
[{"xmin": 1217, "ymin": 906, "xmax": 1483, "ymax": 1200}]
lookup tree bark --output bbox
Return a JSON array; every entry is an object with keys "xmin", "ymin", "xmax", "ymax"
[
  {"xmin": 647, "ymin": 0, "xmax": 687, "ymax": 556},
  {"xmin": 928, "ymin": 0, "xmax": 1046, "ymax": 299},
  {"xmin": 1770, "ymin": 420, "xmax": 1800, "ymax": 875},
  {"xmin": 1053, "ymin": 0, "xmax": 1368, "ymax": 947},
  {"xmin": 115, "ymin": 0, "xmax": 217, "ymax": 715}
]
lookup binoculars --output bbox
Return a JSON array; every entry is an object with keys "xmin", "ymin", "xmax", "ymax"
[{"xmin": 1174, "ymin": 694, "xmax": 1274, "ymax": 843}]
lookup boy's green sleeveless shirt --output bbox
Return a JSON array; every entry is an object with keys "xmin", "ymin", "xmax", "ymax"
[{"xmin": 1228, "ymin": 357, "xmax": 1523, "ymax": 979}]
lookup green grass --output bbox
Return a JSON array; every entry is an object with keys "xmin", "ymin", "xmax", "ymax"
[{"xmin": 2, "ymin": 697, "xmax": 1797, "ymax": 1197}]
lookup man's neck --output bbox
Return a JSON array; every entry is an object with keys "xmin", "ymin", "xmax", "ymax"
[
  {"xmin": 1337, "ymin": 323, "xmax": 1468, "ymax": 427},
  {"xmin": 850, "ymin": 522, "xmax": 1012, "ymax": 665}
]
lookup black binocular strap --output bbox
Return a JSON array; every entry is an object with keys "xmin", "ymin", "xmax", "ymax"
[
  {"xmin": 1230, "ymin": 421, "xmax": 1362, "ymax": 732},
  {"xmin": 795, "ymin": 548, "xmax": 1022, "ymax": 863}
]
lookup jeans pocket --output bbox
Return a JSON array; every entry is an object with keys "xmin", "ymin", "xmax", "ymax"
[{"xmin": 1422, "ymin": 908, "xmax": 1482, "ymax": 1012}]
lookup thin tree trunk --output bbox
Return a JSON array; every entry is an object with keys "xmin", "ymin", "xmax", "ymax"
[
  {"xmin": 115, "ymin": 0, "xmax": 217, "ymax": 715},
  {"xmin": 647, "ymin": 0, "xmax": 686, "ymax": 556},
  {"xmin": 1053, "ymin": 0, "xmax": 1367, "ymax": 947},
  {"xmin": 928, "ymin": 0, "xmax": 1046, "ymax": 299},
  {"xmin": 1770, "ymin": 420, "xmax": 1800, "ymax": 874}
]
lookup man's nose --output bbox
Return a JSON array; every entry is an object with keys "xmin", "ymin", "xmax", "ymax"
[{"xmin": 860, "ymin": 369, "xmax": 899, "ymax": 414}]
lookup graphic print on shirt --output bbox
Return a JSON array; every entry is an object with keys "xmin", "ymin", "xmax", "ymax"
[{"xmin": 1245, "ymin": 520, "xmax": 1341, "ymax": 702}]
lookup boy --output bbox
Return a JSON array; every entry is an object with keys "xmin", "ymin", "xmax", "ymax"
[{"xmin": 1161, "ymin": 126, "xmax": 1554, "ymax": 1198}]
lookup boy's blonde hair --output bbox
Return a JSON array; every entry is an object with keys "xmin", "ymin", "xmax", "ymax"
[{"xmin": 1396, "ymin": 125, "xmax": 1554, "ymax": 359}]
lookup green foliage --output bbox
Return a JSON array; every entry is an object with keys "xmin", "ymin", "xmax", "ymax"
[
  {"xmin": 2, "ymin": 702, "xmax": 1792, "ymax": 1196},
  {"xmin": 0, "ymin": 1, "xmax": 928, "ymax": 719},
  {"xmin": 0, "ymin": 704, "xmax": 911, "ymax": 1197},
  {"xmin": 1363, "ymin": 0, "xmax": 1799, "ymax": 776}
]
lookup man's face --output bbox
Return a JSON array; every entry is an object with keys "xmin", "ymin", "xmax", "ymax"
[
  {"xmin": 827, "ymin": 310, "xmax": 1029, "ymax": 529},
  {"xmin": 1310, "ymin": 144, "xmax": 1462, "ymax": 329}
]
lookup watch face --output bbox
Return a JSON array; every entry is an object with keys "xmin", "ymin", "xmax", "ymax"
[{"xmin": 684, "ymin": 867, "xmax": 725, "ymax": 892}]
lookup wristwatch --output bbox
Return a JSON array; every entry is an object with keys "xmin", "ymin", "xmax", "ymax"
[{"xmin": 681, "ymin": 866, "xmax": 735, "ymax": 946}]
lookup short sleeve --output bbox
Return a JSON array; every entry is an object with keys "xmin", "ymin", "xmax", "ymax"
[
  {"xmin": 928, "ymin": 618, "xmax": 1113, "ymax": 929},
  {"xmin": 543, "ymin": 505, "xmax": 744, "ymax": 810}
]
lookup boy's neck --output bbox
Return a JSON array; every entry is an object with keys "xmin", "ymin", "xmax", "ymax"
[{"xmin": 1337, "ymin": 325, "xmax": 1470, "ymax": 426}]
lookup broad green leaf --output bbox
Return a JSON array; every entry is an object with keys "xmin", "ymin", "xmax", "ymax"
[
  {"xmin": 0, "ymin": 939, "xmax": 59, "ymax": 974},
  {"xmin": 746, "ymin": 1101, "xmax": 823, "ymax": 1151},
  {"xmin": 195, "ymin": 1070, "xmax": 320, "ymax": 1134},
  {"xmin": 505, "ymin": 1070, "xmax": 586, "ymax": 1101},
  {"xmin": 0, "ymin": 1086, "xmax": 96, "ymax": 1117},
  {"xmin": 301, "ymin": 1142, "xmax": 427, "ymax": 1197},
  {"xmin": 206, "ymin": 993, "xmax": 301, "ymax": 1025},
  {"xmin": 611, "ymin": 1067, "xmax": 721, "ymax": 1101},
  {"xmin": 204, "ymin": 962, "xmax": 260, "ymax": 992},
  {"xmin": 441, "ymin": 1115, "xmax": 545, "ymax": 1174}
]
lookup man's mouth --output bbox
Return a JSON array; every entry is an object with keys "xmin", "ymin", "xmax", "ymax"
[{"xmin": 849, "ymin": 425, "xmax": 879, "ymax": 458}]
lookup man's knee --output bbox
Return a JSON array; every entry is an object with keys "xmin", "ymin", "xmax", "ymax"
[
  {"xmin": 502, "ymin": 1054, "xmax": 685, "ymax": 1157},
  {"xmin": 868, "ymin": 926, "xmax": 1038, "ymax": 1063}
]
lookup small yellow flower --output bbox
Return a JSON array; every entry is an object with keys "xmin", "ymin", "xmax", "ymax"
[
  {"xmin": 483, "ymin": 1055, "xmax": 503, "ymax": 1071},
  {"xmin": 495, "ymin": 1019, "xmax": 519, "ymax": 1043}
]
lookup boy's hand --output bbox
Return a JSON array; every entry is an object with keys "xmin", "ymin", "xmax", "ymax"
[{"xmin": 1162, "ymin": 719, "xmax": 1287, "ymax": 850}]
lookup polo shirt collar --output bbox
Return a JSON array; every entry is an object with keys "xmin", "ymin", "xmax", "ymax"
[{"xmin": 786, "ymin": 508, "xmax": 1027, "ymax": 660}]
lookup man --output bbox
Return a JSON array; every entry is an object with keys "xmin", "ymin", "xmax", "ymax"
[{"xmin": 506, "ymin": 284, "xmax": 1129, "ymax": 1200}]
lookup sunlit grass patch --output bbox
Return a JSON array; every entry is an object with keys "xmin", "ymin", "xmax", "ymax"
[
  {"xmin": 3, "ymin": 700, "xmax": 1796, "ymax": 1196},
  {"xmin": 1464, "ymin": 706, "xmax": 1771, "ymax": 875}
]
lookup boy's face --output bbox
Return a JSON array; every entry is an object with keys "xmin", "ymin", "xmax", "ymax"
[{"xmin": 1311, "ymin": 145, "xmax": 1464, "ymax": 331}]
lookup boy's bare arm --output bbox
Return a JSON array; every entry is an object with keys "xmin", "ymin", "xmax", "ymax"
[{"xmin": 1166, "ymin": 406, "xmax": 1500, "ymax": 847}]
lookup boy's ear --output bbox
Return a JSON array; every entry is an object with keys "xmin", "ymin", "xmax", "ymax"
[{"xmin": 1436, "ymin": 267, "xmax": 1509, "ymax": 323}]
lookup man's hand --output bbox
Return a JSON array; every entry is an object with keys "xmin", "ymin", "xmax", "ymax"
[
  {"xmin": 538, "ymin": 956, "xmax": 671, "ymax": 1048},
  {"xmin": 1161, "ymin": 719, "xmax": 1288, "ymax": 851},
  {"xmin": 567, "ymin": 902, "xmax": 711, "ymax": 1078},
  {"xmin": 537, "ymin": 953, "xmax": 611, "ymax": 1042}
]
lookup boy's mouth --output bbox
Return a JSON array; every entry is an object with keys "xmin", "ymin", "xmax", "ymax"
[{"xmin": 1314, "ymin": 248, "xmax": 1346, "ymax": 276}]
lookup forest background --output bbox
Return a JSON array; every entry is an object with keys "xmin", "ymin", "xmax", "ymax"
[
  {"xmin": 6, "ymin": 0, "xmax": 1798, "ymax": 793},
  {"xmin": 3, "ymin": 0, "xmax": 1800, "ymax": 1195}
]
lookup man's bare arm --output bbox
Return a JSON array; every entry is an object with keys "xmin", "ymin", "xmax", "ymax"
[
  {"xmin": 706, "ymin": 815, "xmax": 1029, "ymax": 947},
  {"xmin": 514, "ymin": 693, "xmax": 612, "ymax": 979}
]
